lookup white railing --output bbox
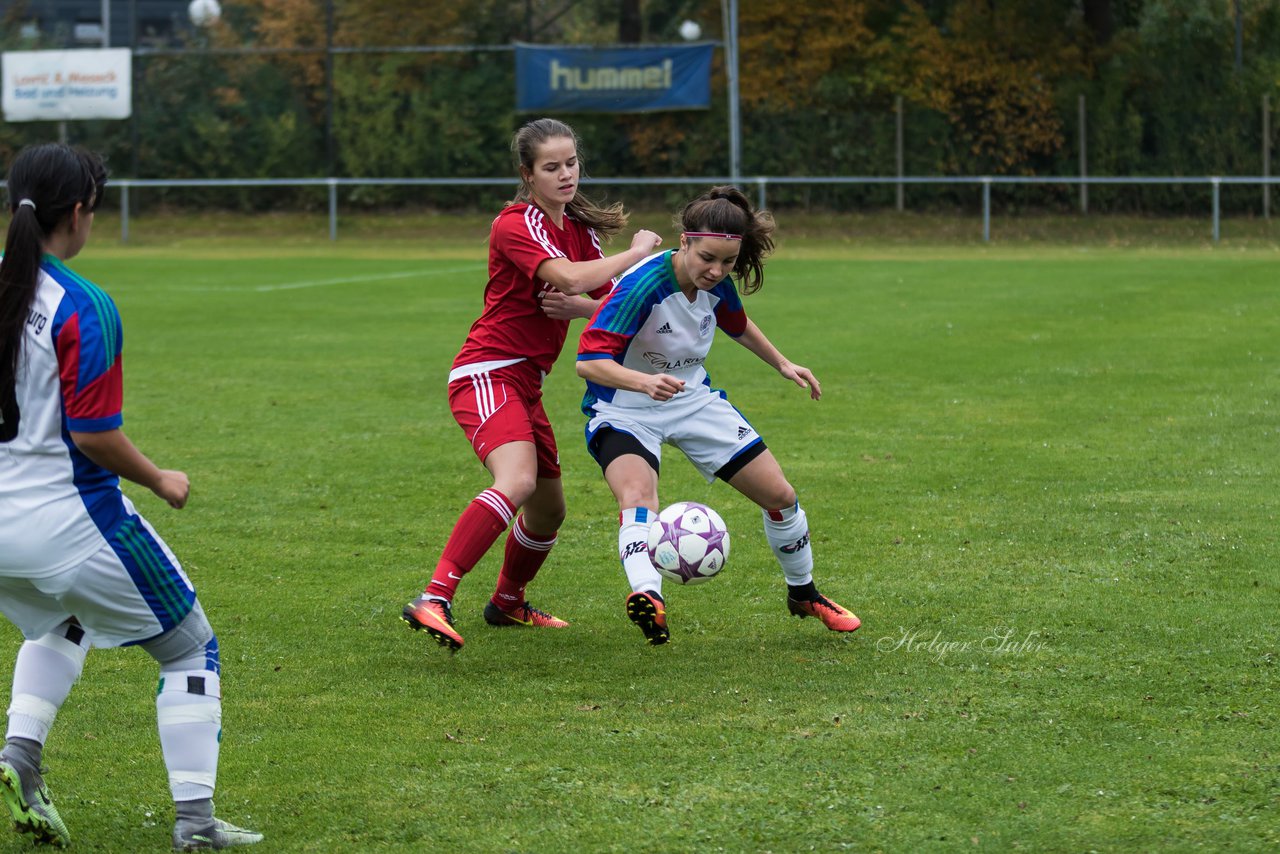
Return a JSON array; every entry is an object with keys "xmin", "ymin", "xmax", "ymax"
[
  {"xmin": 8, "ymin": 176, "xmax": 1280, "ymax": 243},
  {"xmin": 751, "ymin": 175, "xmax": 1280, "ymax": 243}
]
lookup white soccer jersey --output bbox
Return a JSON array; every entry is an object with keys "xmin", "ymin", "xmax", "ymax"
[
  {"xmin": 1, "ymin": 257, "xmax": 198, "ymax": 644},
  {"xmin": 1, "ymin": 256, "xmax": 128, "ymax": 576},
  {"xmin": 576, "ymin": 250, "xmax": 747, "ymax": 413}
]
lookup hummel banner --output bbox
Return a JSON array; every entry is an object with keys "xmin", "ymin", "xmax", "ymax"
[{"xmin": 516, "ymin": 43, "xmax": 713, "ymax": 113}]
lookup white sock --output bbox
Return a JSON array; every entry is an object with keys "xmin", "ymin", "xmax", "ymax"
[
  {"xmin": 762, "ymin": 502, "xmax": 813, "ymax": 586},
  {"xmin": 620, "ymin": 508, "xmax": 663, "ymax": 595},
  {"xmin": 6, "ymin": 622, "xmax": 88, "ymax": 745},
  {"xmin": 156, "ymin": 669, "xmax": 222, "ymax": 802}
]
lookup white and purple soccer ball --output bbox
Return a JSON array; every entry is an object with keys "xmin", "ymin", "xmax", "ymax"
[{"xmin": 646, "ymin": 501, "xmax": 730, "ymax": 585}]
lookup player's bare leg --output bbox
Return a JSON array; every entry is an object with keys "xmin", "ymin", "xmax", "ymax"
[{"xmin": 727, "ymin": 451, "xmax": 860, "ymax": 632}]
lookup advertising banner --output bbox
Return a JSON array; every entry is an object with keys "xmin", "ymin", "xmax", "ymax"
[
  {"xmin": 516, "ymin": 43, "xmax": 713, "ymax": 113},
  {"xmin": 3, "ymin": 48, "xmax": 132, "ymax": 121}
]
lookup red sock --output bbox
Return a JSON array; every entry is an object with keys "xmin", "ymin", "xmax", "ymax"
[
  {"xmin": 424, "ymin": 489, "xmax": 516, "ymax": 601},
  {"xmin": 491, "ymin": 515, "xmax": 557, "ymax": 611}
]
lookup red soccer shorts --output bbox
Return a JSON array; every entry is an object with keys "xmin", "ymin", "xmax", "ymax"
[{"xmin": 448, "ymin": 364, "xmax": 561, "ymax": 479}]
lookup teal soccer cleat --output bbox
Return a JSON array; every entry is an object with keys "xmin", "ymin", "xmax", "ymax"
[
  {"xmin": 173, "ymin": 815, "xmax": 264, "ymax": 850},
  {"xmin": 0, "ymin": 758, "xmax": 70, "ymax": 848}
]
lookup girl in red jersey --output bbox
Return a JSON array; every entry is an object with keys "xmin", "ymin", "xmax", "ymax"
[{"xmin": 402, "ymin": 118, "xmax": 661, "ymax": 652}]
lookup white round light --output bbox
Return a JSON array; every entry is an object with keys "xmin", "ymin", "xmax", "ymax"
[
  {"xmin": 678, "ymin": 19, "xmax": 702, "ymax": 41},
  {"xmin": 188, "ymin": 0, "xmax": 222, "ymax": 27}
]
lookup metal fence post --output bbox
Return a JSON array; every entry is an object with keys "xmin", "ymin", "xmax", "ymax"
[
  {"xmin": 328, "ymin": 180, "xmax": 338, "ymax": 241},
  {"xmin": 120, "ymin": 183, "xmax": 130, "ymax": 243},
  {"xmin": 1264, "ymin": 94, "xmax": 1271, "ymax": 221},
  {"xmin": 1211, "ymin": 177, "xmax": 1221, "ymax": 243},
  {"xmin": 1079, "ymin": 94, "xmax": 1088, "ymax": 214},
  {"xmin": 756, "ymin": 177, "xmax": 767, "ymax": 211},
  {"xmin": 982, "ymin": 178, "xmax": 991, "ymax": 242},
  {"xmin": 895, "ymin": 95, "xmax": 904, "ymax": 212}
]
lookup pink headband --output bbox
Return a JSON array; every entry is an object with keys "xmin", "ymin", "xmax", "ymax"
[{"xmin": 683, "ymin": 231, "xmax": 741, "ymax": 241}]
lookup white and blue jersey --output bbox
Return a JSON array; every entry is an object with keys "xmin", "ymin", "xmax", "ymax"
[
  {"xmin": 577, "ymin": 250, "xmax": 763, "ymax": 481},
  {"xmin": 0, "ymin": 256, "xmax": 194, "ymax": 644},
  {"xmin": 577, "ymin": 250, "xmax": 748, "ymax": 413}
]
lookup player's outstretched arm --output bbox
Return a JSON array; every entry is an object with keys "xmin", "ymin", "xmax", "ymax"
[
  {"xmin": 536, "ymin": 229, "xmax": 662, "ymax": 295},
  {"xmin": 69, "ymin": 429, "xmax": 191, "ymax": 508},
  {"xmin": 733, "ymin": 319, "xmax": 822, "ymax": 401},
  {"xmin": 577, "ymin": 359, "xmax": 685, "ymax": 401}
]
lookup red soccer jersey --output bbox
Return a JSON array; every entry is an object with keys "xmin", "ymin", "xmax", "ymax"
[{"xmin": 452, "ymin": 202, "xmax": 614, "ymax": 378}]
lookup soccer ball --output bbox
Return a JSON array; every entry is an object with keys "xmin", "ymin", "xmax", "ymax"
[
  {"xmin": 188, "ymin": 0, "xmax": 221, "ymax": 27},
  {"xmin": 646, "ymin": 501, "xmax": 730, "ymax": 585}
]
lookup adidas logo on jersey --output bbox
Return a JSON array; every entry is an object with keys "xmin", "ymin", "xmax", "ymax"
[
  {"xmin": 656, "ymin": 322, "xmax": 673, "ymax": 334},
  {"xmin": 737, "ymin": 426, "xmax": 751, "ymax": 439}
]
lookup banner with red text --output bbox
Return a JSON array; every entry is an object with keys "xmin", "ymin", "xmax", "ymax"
[{"xmin": 3, "ymin": 49, "xmax": 132, "ymax": 121}]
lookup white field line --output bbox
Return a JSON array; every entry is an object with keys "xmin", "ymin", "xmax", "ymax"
[{"xmin": 183, "ymin": 265, "xmax": 483, "ymax": 292}]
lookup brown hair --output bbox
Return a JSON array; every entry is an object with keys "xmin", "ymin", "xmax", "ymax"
[
  {"xmin": 677, "ymin": 185, "xmax": 775, "ymax": 295},
  {"xmin": 509, "ymin": 117, "xmax": 627, "ymax": 238},
  {"xmin": 1, "ymin": 144, "xmax": 107, "ymax": 439}
]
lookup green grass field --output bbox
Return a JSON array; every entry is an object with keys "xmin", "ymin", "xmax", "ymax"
[{"xmin": 2, "ymin": 214, "xmax": 1277, "ymax": 852}]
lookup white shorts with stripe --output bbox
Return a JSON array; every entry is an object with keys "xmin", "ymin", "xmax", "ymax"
[
  {"xmin": 585, "ymin": 385, "xmax": 761, "ymax": 483},
  {"xmin": 0, "ymin": 496, "xmax": 196, "ymax": 648}
]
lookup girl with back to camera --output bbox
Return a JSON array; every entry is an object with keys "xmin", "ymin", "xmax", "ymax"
[
  {"xmin": 0, "ymin": 143, "xmax": 260, "ymax": 849},
  {"xmin": 401, "ymin": 118, "xmax": 661, "ymax": 653},
  {"xmin": 576, "ymin": 186, "xmax": 861, "ymax": 645}
]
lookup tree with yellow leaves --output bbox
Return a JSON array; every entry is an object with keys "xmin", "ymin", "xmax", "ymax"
[{"xmin": 877, "ymin": 0, "xmax": 1084, "ymax": 174}]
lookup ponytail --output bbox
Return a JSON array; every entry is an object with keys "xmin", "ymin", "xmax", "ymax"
[
  {"xmin": 0, "ymin": 144, "xmax": 107, "ymax": 430},
  {"xmin": 677, "ymin": 185, "xmax": 775, "ymax": 295}
]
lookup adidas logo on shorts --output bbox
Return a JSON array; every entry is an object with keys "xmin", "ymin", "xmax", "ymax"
[
  {"xmin": 737, "ymin": 426, "xmax": 751, "ymax": 439},
  {"xmin": 656, "ymin": 322, "xmax": 673, "ymax": 334}
]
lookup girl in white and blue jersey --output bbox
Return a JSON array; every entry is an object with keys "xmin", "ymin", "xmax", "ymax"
[
  {"xmin": 0, "ymin": 144, "xmax": 260, "ymax": 849},
  {"xmin": 577, "ymin": 186, "xmax": 862, "ymax": 645}
]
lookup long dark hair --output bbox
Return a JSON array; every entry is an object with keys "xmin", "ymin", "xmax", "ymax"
[
  {"xmin": 677, "ymin": 185, "xmax": 776, "ymax": 296},
  {"xmin": 509, "ymin": 117, "xmax": 627, "ymax": 238},
  {"xmin": 0, "ymin": 143, "xmax": 107, "ymax": 432}
]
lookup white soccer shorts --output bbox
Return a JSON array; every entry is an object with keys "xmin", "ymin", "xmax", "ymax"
[
  {"xmin": 586, "ymin": 386, "xmax": 761, "ymax": 483},
  {"xmin": 0, "ymin": 506, "xmax": 196, "ymax": 648}
]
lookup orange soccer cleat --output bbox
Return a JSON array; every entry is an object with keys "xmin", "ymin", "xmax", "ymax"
[
  {"xmin": 402, "ymin": 596, "xmax": 465, "ymax": 652},
  {"xmin": 787, "ymin": 593, "xmax": 861, "ymax": 633},
  {"xmin": 625, "ymin": 590, "xmax": 669, "ymax": 646},
  {"xmin": 483, "ymin": 601, "xmax": 569, "ymax": 628}
]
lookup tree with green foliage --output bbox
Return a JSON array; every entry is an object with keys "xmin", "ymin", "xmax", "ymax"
[{"xmin": 3, "ymin": 0, "xmax": 1280, "ymax": 215}]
